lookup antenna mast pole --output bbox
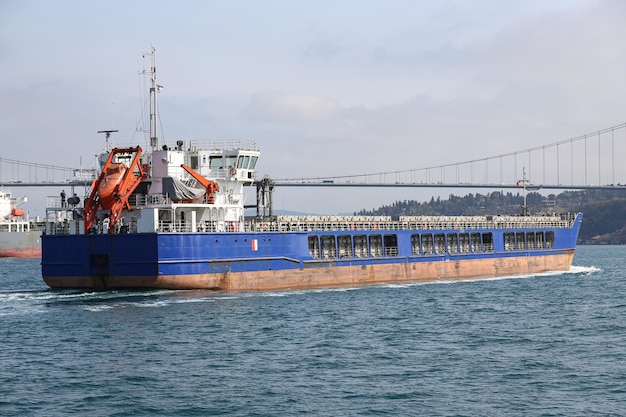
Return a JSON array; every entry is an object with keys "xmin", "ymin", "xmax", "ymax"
[
  {"xmin": 520, "ymin": 166, "xmax": 528, "ymax": 216},
  {"xmin": 144, "ymin": 47, "xmax": 158, "ymax": 151}
]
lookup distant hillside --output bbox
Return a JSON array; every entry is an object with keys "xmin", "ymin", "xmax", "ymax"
[{"xmin": 355, "ymin": 189, "xmax": 626, "ymax": 245}]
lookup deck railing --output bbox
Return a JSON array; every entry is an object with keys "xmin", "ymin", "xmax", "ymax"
[
  {"xmin": 243, "ymin": 213, "xmax": 576, "ymax": 233},
  {"xmin": 142, "ymin": 213, "xmax": 578, "ymax": 234},
  {"xmin": 44, "ymin": 212, "xmax": 578, "ymax": 235}
]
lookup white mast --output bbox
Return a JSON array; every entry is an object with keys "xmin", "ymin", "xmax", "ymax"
[{"xmin": 144, "ymin": 47, "xmax": 160, "ymax": 151}]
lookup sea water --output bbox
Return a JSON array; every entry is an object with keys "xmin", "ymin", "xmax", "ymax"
[{"xmin": 1, "ymin": 246, "xmax": 625, "ymax": 416}]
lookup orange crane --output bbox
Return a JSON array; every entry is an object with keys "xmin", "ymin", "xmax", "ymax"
[
  {"xmin": 181, "ymin": 164, "xmax": 219, "ymax": 203},
  {"xmin": 83, "ymin": 147, "xmax": 145, "ymax": 233}
]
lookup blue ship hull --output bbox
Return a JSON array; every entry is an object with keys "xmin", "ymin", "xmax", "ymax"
[{"xmin": 41, "ymin": 214, "xmax": 582, "ymax": 291}]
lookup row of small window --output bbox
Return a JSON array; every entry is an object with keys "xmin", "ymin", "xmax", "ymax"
[
  {"xmin": 308, "ymin": 234, "xmax": 399, "ymax": 260},
  {"xmin": 307, "ymin": 232, "xmax": 497, "ymax": 260},
  {"xmin": 411, "ymin": 232, "xmax": 494, "ymax": 255},
  {"xmin": 503, "ymin": 231, "xmax": 554, "ymax": 251},
  {"xmin": 190, "ymin": 154, "xmax": 259, "ymax": 170}
]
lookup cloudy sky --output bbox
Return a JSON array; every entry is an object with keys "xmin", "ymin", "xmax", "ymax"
[{"xmin": 2, "ymin": 0, "xmax": 626, "ymax": 215}]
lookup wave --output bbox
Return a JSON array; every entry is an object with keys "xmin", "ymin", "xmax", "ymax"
[
  {"xmin": 569, "ymin": 265, "xmax": 602, "ymax": 275},
  {"xmin": 355, "ymin": 265, "xmax": 601, "ymax": 290},
  {"xmin": 0, "ymin": 288, "xmax": 174, "ymax": 303},
  {"xmin": 0, "ymin": 288, "xmax": 194, "ymax": 316}
]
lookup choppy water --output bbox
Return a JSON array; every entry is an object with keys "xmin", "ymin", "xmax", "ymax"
[{"xmin": 1, "ymin": 246, "xmax": 625, "ymax": 416}]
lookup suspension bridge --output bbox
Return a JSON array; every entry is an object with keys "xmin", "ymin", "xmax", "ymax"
[
  {"xmin": 274, "ymin": 122, "xmax": 626, "ymax": 191},
  {"xmin": 1, "ymin": 122, "xmax": 626, "ymax": 192}
]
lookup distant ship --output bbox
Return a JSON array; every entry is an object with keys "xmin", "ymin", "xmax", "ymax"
[
  {"xmin": 0, "ymin": 188, "xmax": 43, "ymax": 258},
  {"xmin": 40, "ymin": 49, "xmax": 582, "ymax": 290}
]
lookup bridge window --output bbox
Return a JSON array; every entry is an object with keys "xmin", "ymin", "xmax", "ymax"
[
  {"xmin": 354, "ymin": 235, "xmax": 368, "ymax": 257},
  {"xmin": 236, "ymin": 155, "xmax": 252, "ymax": 169},
  {"xmin": 338, "ymin": 235, "xmax": 353, "ymax": 258},
  {"xmin": 308, "ymin": 236, "xmax": 320, "ymax": 259},
  {"xmin": 384, "ymin": 234, "xmax": 398, "ymax": 256},
  {"xmin": 209, "ymin": 156, "xmax": 223, "ymax": 169},
  {"xmin": 369, "ymin": 234, "xmax": 383, "ymax": 257},
  {"xmin": 421, "ymin": 234, "xmax": 434, "ymax": 255},
  {"xmin": 321, "ymin": 235, "xmax": 336, "ymax": 259},
  {"xmin": 249, "ymin": 156, "xmax": 258, "ymax": 169}
]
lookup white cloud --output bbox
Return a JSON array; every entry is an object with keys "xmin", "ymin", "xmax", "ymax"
[{"xmin": 246, "ymin": 92, "xmax": 341, "ymax": 123}]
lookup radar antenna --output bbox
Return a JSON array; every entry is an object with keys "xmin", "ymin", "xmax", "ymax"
[{"xmin": 97, "ymin": 129, "xmax": 119, "ymax": 152}]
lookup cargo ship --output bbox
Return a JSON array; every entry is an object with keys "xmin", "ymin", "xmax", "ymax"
[
  {"xmin": 40, "ymin": 49, "xmax": 582, "ymax": 290},
  {"xmin": 0, "ymin": 188, "xmax": 43, "ymax": 258}
]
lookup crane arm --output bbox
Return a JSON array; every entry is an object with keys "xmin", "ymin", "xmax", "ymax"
[{"xmin": 181, "ymin": 164, "xmax": 219, "ymax": 204}]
